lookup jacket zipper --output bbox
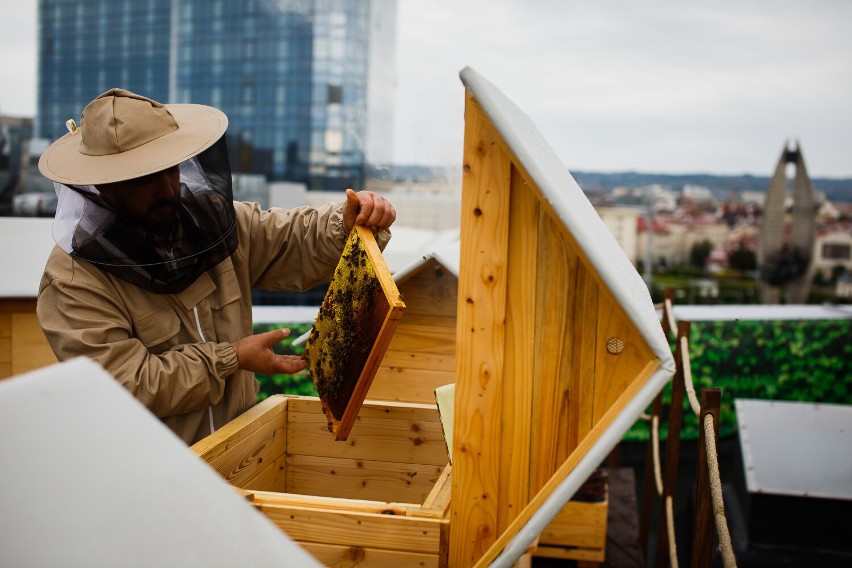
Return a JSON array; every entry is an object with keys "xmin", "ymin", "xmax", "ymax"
[{"xmin": 193, "ymin": 305, "xmax": 216, "ymax": 435}]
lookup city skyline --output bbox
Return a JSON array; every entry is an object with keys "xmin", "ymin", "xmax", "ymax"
[{"xmin": 3, "ymin": 1, "xmax": 852, "ymax": 178}]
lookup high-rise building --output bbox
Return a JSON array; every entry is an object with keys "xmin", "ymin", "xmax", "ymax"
[{"xmin": 37, "ymin": 0, "xmax": 396, "ymax": 191}]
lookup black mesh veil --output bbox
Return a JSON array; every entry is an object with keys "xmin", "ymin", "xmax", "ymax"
[{"xmin": 51, "ymin": 136, "xmax": 239, "ymax": 294}]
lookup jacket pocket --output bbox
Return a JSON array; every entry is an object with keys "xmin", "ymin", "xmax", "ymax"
[{"xmin": 134, "ymin": 305, "xmax": 181, "ymax": 351}]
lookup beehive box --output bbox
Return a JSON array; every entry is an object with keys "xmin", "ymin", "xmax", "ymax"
[{"xmin": 192, "ymin": 394, "xmax": 451, "ymax": 567}]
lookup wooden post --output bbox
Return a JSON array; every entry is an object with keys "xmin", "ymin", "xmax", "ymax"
[
  {"xmin": 655, "ymin": 320, "xmax": 690, "ymax": 568},
  {"xmin": 638, "ymin": 390, "xmax": 663, "ymax": 558},
  {"xmin": 639, "ymin": 287, "xmax": 676, "ymax": 557},
  {"xmin": 691, "ymin": 388, "xmax": 721, "ymax": 568}
]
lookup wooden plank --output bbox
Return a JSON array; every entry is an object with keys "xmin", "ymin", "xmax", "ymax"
[
  {"xmin": 497, "ymin": 165, "xmax": 538, "ymax": 532},
  {"xmin": 243, "ymin": 451, "xmax": 287, "ymax": 492},
  {"xmin": 249, "ymin": 490, "xmax": 421, "ymax": 515},
  {"xmin": 450, "ymin": 91, "xmax": 512, "ymax": 567},
  {"xmin": 258, "ymin": 503, "xmax": 443, "ymax": 554},
  {"xmin": 192, "ymin": 395, "xmax": 287, "ymax": 459},
  {"xmin": 10, "ymin": 313, "xmax": 57, "ymax": 375},
  {"xmin": 200, "ymin": 408, "xmax": 286, "ymax": 489},
  {"xmin": 473, "ymin": 359, "xmax": 661, "ymax": 568},
  {"xmin": 381, "ymin": 347, "xmax": 456, "ymax": 373},
  {"xmin": 300, "ymin": 542, "xmax": 440, "ymax": 568},
  {"xmin": 529, "ymin": 210, "xmax": 579, "ymax": 493},
  {"xmin": 539, "ymin": 500, "xmax": 608, "ymax": 548},
  {"xmin": 568, "ymin": 260, "xmax": 600, "ymax": 458},
  {"xmin": 285, "ymin": 454, "xmax": 444, "ymax": 503},
  {"xmin": 368, "ymin": 368, "xmax": 455, "ymax": 405},
  {"xmin": 420, "ymin": 464, "xmax": 452, "ymax": 513},
  {"xmin": 386, "ymin": 312, "xmax": 457, "ymax": 331},
  {"xmin": 381, "ymin": 324, "xmax": 457, "ymax": 356},
  {"xmin": 533, "ymin": 544, "xmax": 605, "ymax": 562},
  {"xmin": 286, "ymin": 395, "xmax": 440, "ymax": 422},
  {"xmin": 287, "ymin": 409, "xmax": 448, "ymax": 466},
  {"xmin": 592, "ymin": 285, "xmax": 656, "ymax": 425},
  {"xmin": 397, "ymin": 264, "xmax": 459, "ymax": 318}
]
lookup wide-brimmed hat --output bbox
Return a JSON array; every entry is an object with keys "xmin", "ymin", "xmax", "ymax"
[{"xmin": 38, "ymin": 88, "xmax": 228, "ymax": 186}]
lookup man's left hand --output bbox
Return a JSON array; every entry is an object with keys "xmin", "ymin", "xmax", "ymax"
[{"xmin": 343, "ymin": 189, "xmax": 396, "ymax": 234}]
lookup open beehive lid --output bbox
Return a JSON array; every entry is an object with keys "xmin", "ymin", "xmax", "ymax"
[
  {"xmin": 0, "ymin": 358, "xmax": 322, "ymax": 567},
  {"xmin": 451, "ymin": 67, "xmax": 676, "ymax": 566},
  {"xmin": 304, "ymin": 225, "xmax": 405, "ymax": 440}
]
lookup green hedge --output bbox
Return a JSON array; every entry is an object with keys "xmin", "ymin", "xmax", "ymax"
[{"xmin": 625, "ymin": 318, "xmax": 852, "ymax": 442}]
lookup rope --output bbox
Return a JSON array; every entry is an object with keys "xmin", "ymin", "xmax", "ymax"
[
  {"xmin": 665, "ymin": 495, "xmax": 678, "ymax": 568},
  {"xmin": 680, "ymin": 335, "xmax": 701, "ymax": 416},
  {"xmin": 703, "ymin": 413, "xmax": 738, "ymax": 568},
  {"xmin": 651, "ymin": 415, "xmax": 664, "ymax": 496}
]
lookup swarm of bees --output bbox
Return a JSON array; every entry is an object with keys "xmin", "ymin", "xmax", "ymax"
[{"xmin": 305, "ymin": 229, "xmax": 384, "ymax": 421}]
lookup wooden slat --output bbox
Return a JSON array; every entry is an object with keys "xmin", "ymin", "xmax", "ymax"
[
  {"xmin": 538, "ymin": 500, "xmax": 608, "ymax": 548},
  {"xmin": 497, "ymin": 165, "xmax": 538, "ymax": 532},
  {"xmin": 592, "ymin": 285, "xmax": 656, "ymax": 425},
  {"xmin": 420, "ymin": 464, "xmax": 452, "ymax": 513},
  {"xmin": 243, "ymin": 452, "xmax": 287, "ymax": 492},
  {"xmin": 286, "ymin": 395, "xmax": 440, "ymax": 422},
  {"xmin": 381, "ymin": 324, "xmax": 457, "ymax": 356},
  {"xmin": 474, "ymin": 359, "xmax": 661, "ymax": 568},
  {"xmin": 387, "ymin": 312, "xmax": 457, "ymax": 331},
  {"xmin": 285, "ymin": 454, "xmax": 444, "ymax": 503},
  {"xmin": 530, "ymin": 212, "xmax": 579, "ymax": 492},
  {"xmin": 568, "ymin": 260, "xmax": 599, "ymax": 459},
  {"xmin": 533, "ymin": 544, "xmax": 605, "ymax": 562},
  {"xmin": 381, "ymin": 347, "xmax": 455, "ymax": 372},
  {"xmin": 368, "ymin": 367, "xmax": 455, "ymax": 405},
  {"xmin": 191, "ymin": 395, "xmax": 288, "ymax": 490},
  {"xmin": 397, "ymin": 261, "xmax": 458, "ymax": 318},
  {"xmin": 450, "ymin": 92, "xmax": 512, "ymax": 567},
  {"xmin": 287, "ymin": 408, "xmax": 448, "ymax": 466},
  {"xmin": 11, "ymin": 313, "xmax": 57, "ymax": 375},
  {"xmin": 258, "ymin": 503, "xmax": 443, "ymax": 554},
  {"xmin": 300, "ymin": 542, "xmax": 440, "ymax": 568},
  {"xmin": 249, "ymin": 490, "xmax": 421, "ymax": 515}
]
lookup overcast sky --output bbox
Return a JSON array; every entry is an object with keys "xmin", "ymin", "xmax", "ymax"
[{"xmin": 3, "ymin": 1, "xmax": 851, "ymax": 177}]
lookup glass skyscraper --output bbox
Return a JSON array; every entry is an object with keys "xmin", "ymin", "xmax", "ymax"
[{"xmin": 37, "ymin": 0, "xmax": 396, "ymax": 191}]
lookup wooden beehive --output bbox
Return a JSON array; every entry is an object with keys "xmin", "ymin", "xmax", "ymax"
[
  {"xmin": 196, "ymin": 67, "xmax": 674, "ymax": 567},
  {"xmin": 192, "ymin": 394, "xmax": 451, "ymax": 566}
]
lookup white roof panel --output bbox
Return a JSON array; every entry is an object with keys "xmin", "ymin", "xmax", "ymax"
[
  {"xmin": 0, "ymin": 358, "xmax": 322, "ymax": 567},
  {"xmin": 736, "ymin": 399, "xmax": 852, "ymax": 500},
  {"xmin": 0, "ymin": 217, "xmax": 55, "ymax": 297}
]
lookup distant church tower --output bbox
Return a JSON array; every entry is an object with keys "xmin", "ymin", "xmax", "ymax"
[{"xmin": 757, "ymin": 142, "xmax": 816, "ymax": 304}]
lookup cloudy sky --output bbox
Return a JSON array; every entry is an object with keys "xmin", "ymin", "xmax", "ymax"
[{"xmin": 3, "ymin": 1, "xmax": 851, "ymax": 177}]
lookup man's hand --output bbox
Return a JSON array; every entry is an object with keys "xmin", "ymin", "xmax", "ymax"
[
  {"xmin": 343, "ymin": 188, "xmax": 396, "ymax": 234},
  {"xmin": 232, "ymin": 328, "xmax": 307, "ymax": 375}
]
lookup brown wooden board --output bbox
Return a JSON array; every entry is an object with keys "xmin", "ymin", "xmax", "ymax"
[{"xmin": 304, "ymin": 226, "xmax": 405, "ymax": 440}]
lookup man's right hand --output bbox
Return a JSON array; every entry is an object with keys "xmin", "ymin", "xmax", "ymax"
[{"xmin": 232, "ymin": 328, "xmax": 307, "ymax": 375}]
